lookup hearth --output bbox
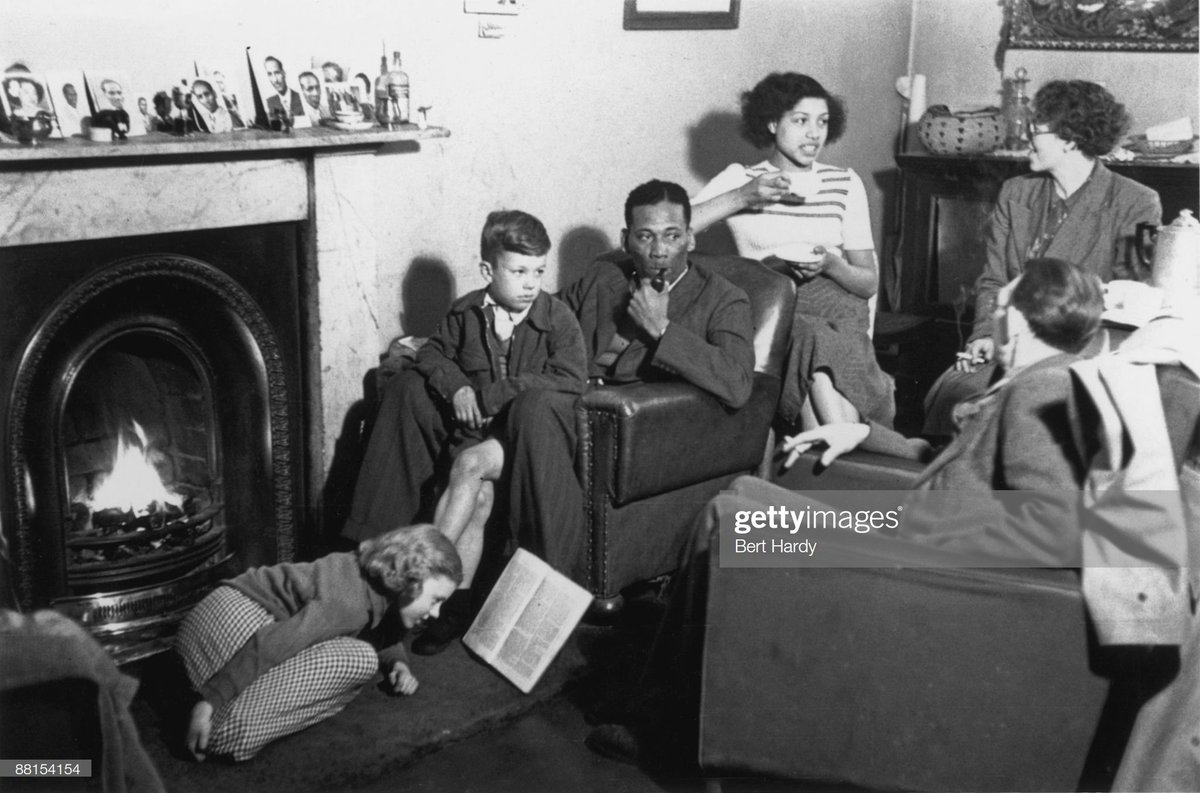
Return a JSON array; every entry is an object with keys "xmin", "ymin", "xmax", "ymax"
[{"xmin": 2, "ymin": 230, "xmax": 306, "ymax": 663}]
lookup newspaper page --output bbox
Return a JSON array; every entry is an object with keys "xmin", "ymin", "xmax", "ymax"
[{"xmin": 462, "ymin": 548, "xmax": 592, "ymax": 693}]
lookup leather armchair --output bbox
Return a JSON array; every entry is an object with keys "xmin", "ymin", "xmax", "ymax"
[
  {"xmin": 577, "ymin": 252, "xmax": 795, "ymax": 613},
  {"xmin": 700, "ymin": 364, "xmax": 1200, "ymax": 791}
]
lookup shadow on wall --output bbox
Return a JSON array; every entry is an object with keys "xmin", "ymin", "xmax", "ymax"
[
  {"xmin": 318, "ymin": 369, "xmax": 378, "ymax": 552},
  {"xmin": 401, "ymin": 256, "xmax": 455, "ymax": 337},
  {"xmin": 317, "ymin": 256, "xmax": 453, "ymax": 549},
  {"xmin": 687, "ymin": 110, "xmax": 760, "ymax": 185},
  {"xmin": 687, "ymin": 110, "xmax": 761, "ymax": 256},
  {"xmin": 557, "ymin": 226, "xmax": 612, "ymax": 290}
]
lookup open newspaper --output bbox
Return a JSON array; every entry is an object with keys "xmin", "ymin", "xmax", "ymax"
[{"xmin": 462, "ymin": 548, "xmax": 593, "ymax": 693}]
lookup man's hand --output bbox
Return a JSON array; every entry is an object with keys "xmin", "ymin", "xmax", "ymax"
[
  {"xmin": 388, "ymin": 661, "xmax": 419, "ymax": 696},
  {"xmin": 779, "ymin": 423, "xmax": 871, "ymax": 469},
  {"xmin": 955, "ymin": 337, "xmax": 995, "ymax": 372},
  {"xmin": 628, "ymin": 279, "xmax": 670, "ymax": 339},
  {"xmin": 452, "ymin": 385, "xmax": 485, "ymax": 430},
  {"xmin": 186, "ymin": 700, "xmax": 214, "ymax": 761}
]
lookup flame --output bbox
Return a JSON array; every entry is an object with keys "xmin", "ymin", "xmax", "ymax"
[{"xmin": 89, "ymin": 421, "xmax": 183, "ymax": 513}]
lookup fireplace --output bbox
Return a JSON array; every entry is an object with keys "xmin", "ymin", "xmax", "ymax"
[
  {"xmin": 0, "ymin": 128, "xmax": 447, "ymax": 662},
  {"xmin": 3, "ymin": 229, "xmax": 305, "ymax": 662}
]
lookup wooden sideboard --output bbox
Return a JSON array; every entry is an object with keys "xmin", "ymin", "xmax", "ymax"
[{"xmin": 886, "ymin": 152, "xmax": 1200, "ymax": 315}]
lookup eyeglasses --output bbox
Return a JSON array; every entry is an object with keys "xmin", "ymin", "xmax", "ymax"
[{"xmin": 1025, "ymin": 120, "xmax": 1055, "ymax": 138}]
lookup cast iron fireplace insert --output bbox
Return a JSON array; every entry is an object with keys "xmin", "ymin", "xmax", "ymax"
[{"xmin": 1, "ymin": 225, "xmax": 308, "ymax": 663}]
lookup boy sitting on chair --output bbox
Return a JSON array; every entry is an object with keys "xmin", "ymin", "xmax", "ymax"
[{"xmin": 343, "ymin": 209, "xmax": 587, "ymax": 654}]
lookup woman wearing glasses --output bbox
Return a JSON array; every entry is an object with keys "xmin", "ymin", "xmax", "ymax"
[{"xmin": 922, "ymin": 79, "xmax": 1161, "ymax": 437}]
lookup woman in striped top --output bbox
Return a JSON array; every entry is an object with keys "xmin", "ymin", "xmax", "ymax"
[{"xmin": 692, "ymin": 72, "xmax": 906, "ymax": 452}]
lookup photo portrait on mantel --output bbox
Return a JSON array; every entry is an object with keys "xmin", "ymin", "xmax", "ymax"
[{"xmin": 1006, "ymin": 0, "xmax": 1199, "ymax": 52}]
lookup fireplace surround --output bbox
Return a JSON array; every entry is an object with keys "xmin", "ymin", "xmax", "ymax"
[{"xmin": 0, "ymin": 127, "xmax": 448, "ymax": 661}]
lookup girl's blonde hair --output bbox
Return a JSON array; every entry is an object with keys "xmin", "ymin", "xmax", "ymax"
[{"xmin": 358, "ymin": 524, "xmax": 463, "ymax": 607}]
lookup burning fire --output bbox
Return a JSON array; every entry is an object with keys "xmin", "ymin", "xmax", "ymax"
[{"xmin": 89, "ymin": 421, "xmax": 184, "ymax": 514}]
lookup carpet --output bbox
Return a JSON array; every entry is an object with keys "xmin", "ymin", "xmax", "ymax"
[{"xmin": 129, "ymin": 633, "xmax": 590, "ymax": 793}]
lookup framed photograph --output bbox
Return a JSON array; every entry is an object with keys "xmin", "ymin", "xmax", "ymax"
[
  {"xmin": 45, "ymin": 70, "xmax": 87, "ymax": 137},
  {"xmin": 623, "ymin": 0, "xmax": 740, "ymax": 30},
  {"xmin": 128, "ymin": 91, "xmax": 154, "ymax": 136},
  {"xmin": 348, "ymin": 69, "xmax": 379, "ymax": 123},
  {"xmin": 248, "ymin": 48, "xmax": 310, "ymax": 128},
  {"xmin": 197, "ymin": 65, "xmax": 247, "ymax": 129},
  {"xmin": 86, "ymin": 70, "xmax": 134, "ymax": 114},
  {"xmin": 1006, "ymin": 0, "xmax": 1198, "ymax": 52},
  {"xmin": 2, "ymin": 71, "xmax": 54, "ymax": 119},
  {"xmin": 293, "ymin": 67, "xmax": 328, "ymax": 124}
]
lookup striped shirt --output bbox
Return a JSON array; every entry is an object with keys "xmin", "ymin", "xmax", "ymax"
[{"xmin": 693, "ymin": 160, "xmax": 875, "ymax": 262}]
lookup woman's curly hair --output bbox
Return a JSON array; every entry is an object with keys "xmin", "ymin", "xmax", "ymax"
[
  {"xmin": 1033, "ymin": 80, "xmax": 1130, "ymax": 158},
  {"xmin": 740, "ymin": 72, "xmax": 847, "ymax": 149},
  {"xmin": 358, "ymin": 524, "xmax": 463, "ymax": 608}
]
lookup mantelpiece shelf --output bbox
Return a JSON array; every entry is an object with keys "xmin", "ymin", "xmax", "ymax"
[{"xmin": 0, "ymin": 125, "xmax": 450, "ymax": 164}]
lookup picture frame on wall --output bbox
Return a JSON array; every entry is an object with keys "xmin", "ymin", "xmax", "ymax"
[
  {"xmin": 1006, "ymin": 0, "xmax": 1198, "ymax": 52},
  {"xmin": 623, "ymin": 0, "xmax": 740, "ymax": 30}
]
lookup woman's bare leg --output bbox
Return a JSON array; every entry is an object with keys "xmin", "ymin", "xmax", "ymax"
[
  {"xmin": 797, "ymin": 396, "xmax": 821, "ymax": 431},
  {"xmin": 809, "ymin": 370, "xmax": 860, "ymax": 425}
]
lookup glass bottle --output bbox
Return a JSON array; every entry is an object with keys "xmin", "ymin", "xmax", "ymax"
[
  {"xmin": 384, "ymin": 51, "xmax": 410, "ymax": 128},
  {"xmin": 373, "ymin": 50, "xmax": 389, "ymax": 127},
  {"xmin": 1003, "ymin": 66, "xmax": 1032, "ymax": 150}
]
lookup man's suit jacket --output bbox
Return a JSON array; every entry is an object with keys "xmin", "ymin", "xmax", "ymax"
[
  {"xmin": 562, "ymin": 256, "xmax": 754, "ymax": 408},
  {"xmin": 266, "ymin": 89, "xmax": 303, "ymax": 117},
  {"xmin": 898, "ymin": 353, "xmax": 1086, "ymax": 564}
]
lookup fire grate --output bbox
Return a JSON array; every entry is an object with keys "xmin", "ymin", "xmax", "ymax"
[{"xmin": 66, "ymin": 500, "xmax": 225, "ymax": 590}]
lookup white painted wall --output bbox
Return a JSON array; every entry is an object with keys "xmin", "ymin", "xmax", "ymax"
[{"xmin": 1, "ymin": 0, "xmax": 912, "ymax": 348}]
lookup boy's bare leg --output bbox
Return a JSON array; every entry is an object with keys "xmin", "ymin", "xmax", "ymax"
[
  {"xmin": 455, "ymin": 482, "xmax": 491, "ymax": 588},
  {"xmin": 434, "ymin": 438, "xmax": 505, "ymax": 586}
]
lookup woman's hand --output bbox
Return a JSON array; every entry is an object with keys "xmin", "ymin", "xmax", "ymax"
[
  {"xmin": 788, "ymin": 246, "xmax": 833, "ymax": 280},
  {"xmin": 955, "ymin": 337, "xmax": 994, "ymax": 372},
  {"xmin": 388, "ymin": 661, "xmax": 419, "ymax": 696},
  {"xmin": 741, "ymin": 171, "xmax": 792, "ymax": 209},
  {"xmin": 779, "ymin": 423, "xmax": 871, "ymax": 469},
  {"xmin": 186, "ymin": 700, "xmax": 214, "ymax": 761}
]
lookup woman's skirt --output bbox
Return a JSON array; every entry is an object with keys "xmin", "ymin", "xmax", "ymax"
[{"xmin": 778, "ymin": 276, "xmax": 895, "ymax": 429}]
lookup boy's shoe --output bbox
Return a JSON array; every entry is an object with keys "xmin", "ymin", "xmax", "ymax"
[
  {"xmin": 584, "ymin": 724, "xmax": 641, "ymax": 765},
  {"xmin": 412, "ymin": 589, "xmax": 472, "ymax": 656}
]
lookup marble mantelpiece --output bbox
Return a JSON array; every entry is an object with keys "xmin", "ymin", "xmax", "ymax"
[{"xmin": 0, "ymin": 125, "xmax": 450, "ymax": 527}]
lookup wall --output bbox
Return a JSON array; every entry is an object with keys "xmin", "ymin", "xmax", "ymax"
[
  {"xmin": 1, "ymin": 0, "xmax": 911, "ymax": 347},
  {"xmin": 910, "ymin": 0, "xmax": 1199, "ymax": 133}
]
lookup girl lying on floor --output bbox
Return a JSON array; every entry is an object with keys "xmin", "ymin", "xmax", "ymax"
[{"xmin": 177, "ymin": 524, "xmax": 462, "ymax": 761}]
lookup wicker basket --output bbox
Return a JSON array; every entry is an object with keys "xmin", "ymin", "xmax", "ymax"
[
  {"xmin": 917, "ymin": 110, "xmax": 1003, "ymax": 156},
  {"xmin": 1126, "ymin": 135, "xmax": 1196, "ymax": 156}
]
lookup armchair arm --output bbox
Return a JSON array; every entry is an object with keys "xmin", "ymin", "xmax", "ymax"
[
  {"xmin": 769, "ymin": 447, "xmax": 926, "ymax": 493},
  {"xmin": 578, "ymin": 373, "xmax": 779, "ymax": 506}
]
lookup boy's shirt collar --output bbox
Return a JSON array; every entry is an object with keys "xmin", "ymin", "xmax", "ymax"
[{"xmin": 483, "ymin": 292, "xmax": 533, "ymax": 341}]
